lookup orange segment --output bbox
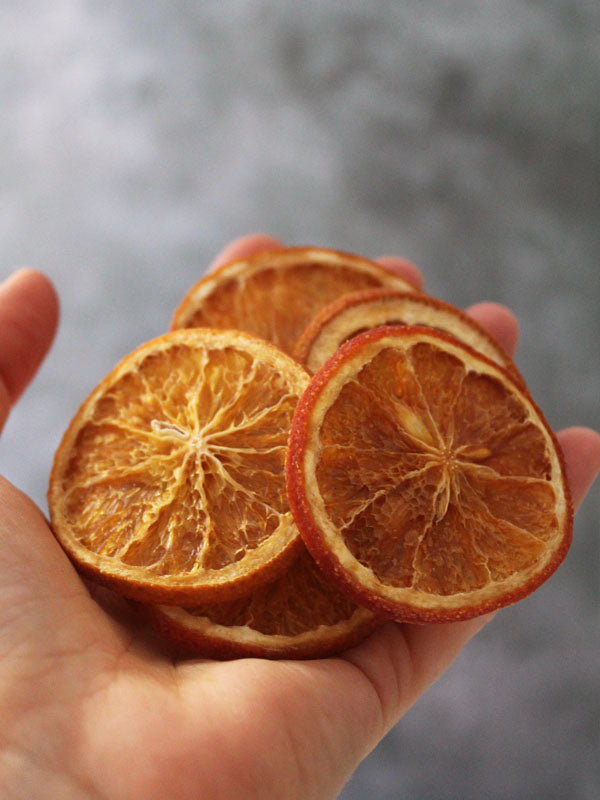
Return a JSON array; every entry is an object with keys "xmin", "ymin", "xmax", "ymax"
[
  {"xmin": 48, "ymin": 329, "xmax": 310, "ymax": 604},
  {"xmin": 171, "ymin": 248, "xmax": 417, "ymax": 356},
  {"xmin": 286, "ymin": 325, "xmax": 572, "ymax": 622},
  {"xmin": 294, "ymin": 288, "xmax": 520, "ymax": 378},
  {"xmin": 149, "ymin": 546, "xmax": 379, "ymax": 660}
]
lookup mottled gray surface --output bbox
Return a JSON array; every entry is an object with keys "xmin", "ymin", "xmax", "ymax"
[{"xmin": 1, "ymin": 2, "xmax": 598, "ymax": 798}]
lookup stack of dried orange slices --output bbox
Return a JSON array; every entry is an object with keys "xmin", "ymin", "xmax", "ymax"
[{"xmin": 48, "ymin": 246, "xmax": 572, "ymax": 660}]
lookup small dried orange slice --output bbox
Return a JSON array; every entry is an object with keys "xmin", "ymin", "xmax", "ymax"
[
  {"xmin": 149, "ymin": 545, "xmax": 379, "ymax": 660},
  {"xmin": 286, "ymin": 325, "xmax": 572, "ymax": 622},
  {"xmin": 294, "ymin": 288, "xmax": 520, "ymax": 378},
  {"xmin": 171, "ymin": 247, "xmax": 417, "ymax": 356},
  {"xmin": 48, "ymin": 328, "xmax": 309, "ymax": 605}
]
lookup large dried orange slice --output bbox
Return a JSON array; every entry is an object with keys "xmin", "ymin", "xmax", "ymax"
[
  {"xmin": 149, "ymin": 545, "xmax": 379, "ymax": 660},
  {"xmin": 48, "ymin": 328, "xmax": 309, "ymax": 605},
  {"xmin": 294, "ymin": 288, "xmax": 520, "ymax": 378},
  {"xmin": 286, "ymin": 325, "xmax": 572, "ymax": 622},
  {"xmin": 171, "ymin": 247, "xmax": 417, "ymax": 356}
]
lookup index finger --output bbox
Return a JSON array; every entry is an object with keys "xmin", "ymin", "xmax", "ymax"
[
  {"xmin": 374, "ymin": 255, "xmax": 424, "ymax": 292},
  {"xmin": 208, "ymin": 234, "xmax": 284, "ymax": 273},
  {"xmin": 0, "ymin": 269, "xmax": 59, "ymax": 432}
]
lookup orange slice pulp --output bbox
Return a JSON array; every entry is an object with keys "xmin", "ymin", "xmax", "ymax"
[
  {"xmin": 286, "ymin": 325, "xmax": 572, "ymax": 622},
  {"xmin": 294, "ymin": 287, "xmax": 520, "ymax": 379},
  {"xmin": 171, "ymin": 247, "xmax": 417, "ymax": 356},
  {"xmin": 150, "ymin": 545, "xmax": 379, "ymax": 660},
  {"xmin": 48, "ymin": 328, "xmax": 309, "ymax": 605}
]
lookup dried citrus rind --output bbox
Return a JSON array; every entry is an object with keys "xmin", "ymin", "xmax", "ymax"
[
  {"xmin": 294, "ymin": 288, "xmax": 521, "ymax": 379},
  {"xmin": 171, "ymin": 247, "xmax": 417, "ymax": 356},
  {"xmin": 48, "ymin": 328, "xmax": 309, "ymax": 605},
  {"xmin": 149, "ymin": 546, "xmax": 379, "ymax": 660},
  {"xmin": 287, "ymin": 325, "xmax": 572, "ymax": 622}
]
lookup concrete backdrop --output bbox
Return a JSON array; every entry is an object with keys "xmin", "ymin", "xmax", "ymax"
[{"xmin": 1, "ymin": 2, "xmax": 598, "ymax": 798}]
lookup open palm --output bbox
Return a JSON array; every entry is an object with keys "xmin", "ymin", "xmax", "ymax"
[{"xmin": 2, "ymin": 236, "xmax": 599, "ymax": 800}]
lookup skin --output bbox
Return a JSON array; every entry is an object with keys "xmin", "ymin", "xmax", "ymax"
[{"xmin": 1, "ymin": 236, "xmax": 599, "ymax": 800}]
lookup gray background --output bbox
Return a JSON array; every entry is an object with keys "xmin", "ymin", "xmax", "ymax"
[{"xmin": 1, "ymin": 2, "xmax": 598, "ymax": 798}]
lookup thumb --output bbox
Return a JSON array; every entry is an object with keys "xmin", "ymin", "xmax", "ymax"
[
  {"xmin": 0, "ymin": 268, "xmax": 59, "ymax": 432},
  {"xmin": 0, "ymin": 477, "xmax": 86, "ymax": 623},
  {"xmin": 0, "ymin": 476, "xmax": 126, "ymax": 681}
]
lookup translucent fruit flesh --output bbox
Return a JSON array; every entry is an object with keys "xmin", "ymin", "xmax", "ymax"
[
  {"xmin": 287, "ymin": 326, "xmax": 572, "ymax": 621},
  {"xmin": 151, "ymin": 545, "xmax": 378, "ymax": 660},
  {"xmin": 171, "ymin": 248, "xmax": 417, "ymax": 356},
  {"xmin": 48, "ymin": 329, "xmax": 309, "ymax": 604}
]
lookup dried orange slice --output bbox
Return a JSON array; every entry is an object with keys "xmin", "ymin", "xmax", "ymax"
[
  {"xmin": 48, "ymin": 328, "xmax": 309, "ymax": 605},
  {"xmin": 286, "ymin": 325, "xmax": 572, "ymax": 622},
  {"xmin": 149, "ymin": 545, "xmax": 379, "ymax": 660},
  {"xmin": 171, "ymin": 247, "xmax": 417, "ymax": 356},
  {"xmin": 294, "ymin": 288, "xmax": 520, "ymax": 378}
]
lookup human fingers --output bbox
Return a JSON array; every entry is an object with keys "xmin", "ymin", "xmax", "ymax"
[
  {"xmin": 0, "ymin": 475, "xmax": 81, "ymax": 594},
  {"xmin": 207, "ymin": 233, "xmax": 284, "ymax": 273},
  {"xmin": 464, "ymin": 301, "xmax": 520, "ymax": 358},
  {"xmin": 556, "ymin": 426, "xmax": 600, "ymax": 510},
  {"xmin": 0, "ymin": 477, "xmax": 88, "ymax": 642},
  {"xmin": 374, "ymin": 255, "xmax": 424, "ymax": 291},
  {"xmin": 341, "ymin": 613, "xmax": 493, "ymax": 739},
  {"xmin": 0, "ymin": 269, "xmax": 59, "ymax": 432}
]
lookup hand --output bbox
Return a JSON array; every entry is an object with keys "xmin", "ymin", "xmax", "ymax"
[{"xmin": 1, "ymin": 240, "xmax": 599, "ymax": 800}]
